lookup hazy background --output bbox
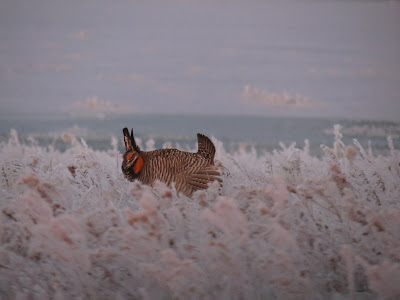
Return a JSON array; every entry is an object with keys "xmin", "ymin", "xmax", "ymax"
[{"xmin": 1, "ymin": 0, "xmax": 399, "ymax": 121}]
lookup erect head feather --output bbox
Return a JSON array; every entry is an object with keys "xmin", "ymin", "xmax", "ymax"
[{"xmin": 122, "ymin": 127, "xmax": 141, "ymax": 153}]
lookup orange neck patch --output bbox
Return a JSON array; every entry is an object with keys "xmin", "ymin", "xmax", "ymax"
[{"xmin": 133, "ymin": 155, "xmax": 144, "ymax": 174}]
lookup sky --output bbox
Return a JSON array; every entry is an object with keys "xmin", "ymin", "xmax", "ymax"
[{"xmin": 0, "ymin": 0, "xmax": 399, "ymax": 120}]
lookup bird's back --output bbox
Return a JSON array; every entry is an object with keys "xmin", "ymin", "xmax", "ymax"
[{"xmin": 139, "ymin": 148, "xmax": 215, "ymax": 186}]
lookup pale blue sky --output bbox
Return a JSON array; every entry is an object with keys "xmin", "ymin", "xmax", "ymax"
[{"xmin": 0, "ymin": 0, "xmax": 399, "ymax": 120}]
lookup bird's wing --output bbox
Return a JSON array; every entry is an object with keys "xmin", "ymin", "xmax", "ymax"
[
  {"xmin": 197, "ymin": 133, "xmax": 216, "ymax": 163},
  {"xmin": 175, "ymin": 165, "xmax": 222, "ymax": 196}
]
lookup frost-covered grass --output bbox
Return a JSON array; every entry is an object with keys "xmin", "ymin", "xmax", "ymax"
[{"xmin": 1, "ymin": 126, "xmax": 399, "ymax": 300}]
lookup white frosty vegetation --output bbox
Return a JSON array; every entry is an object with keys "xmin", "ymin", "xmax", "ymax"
[{"xmin": 0, "ymin": 126, "xmax": 399, "ymax": 299}]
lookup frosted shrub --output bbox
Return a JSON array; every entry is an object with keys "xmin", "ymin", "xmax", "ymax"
[{"xmin": 0, "ymin": 127, "xmax": 399, "ymax": 299}]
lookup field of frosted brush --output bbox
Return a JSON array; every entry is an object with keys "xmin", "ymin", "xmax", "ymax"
[{"xmin": 0, "ymin": 125, "xmax": 399, "ymax": 300}]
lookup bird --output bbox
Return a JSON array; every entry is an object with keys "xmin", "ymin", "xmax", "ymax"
[{"xmin": 121, "ymin": 127, "xmax": 222, "ymax": 197}]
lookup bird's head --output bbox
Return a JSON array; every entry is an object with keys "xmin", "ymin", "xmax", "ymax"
[{"xmin": 122, "ymin": 128, "xmax": 143, "ymax": 175}]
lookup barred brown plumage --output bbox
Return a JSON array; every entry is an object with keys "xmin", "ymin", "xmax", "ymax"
[{"xmin": 121, "ymin": 128, "xmax": 222, "ymax": 196}]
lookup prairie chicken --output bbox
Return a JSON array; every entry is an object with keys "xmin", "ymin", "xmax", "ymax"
[{"xmin": 121, "ymin": 128, "xmax": 222, "ymax": 197}]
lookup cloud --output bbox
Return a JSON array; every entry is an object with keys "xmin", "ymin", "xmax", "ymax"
[
  {"xmin": 2, "ymin": 63, "xmax": 72, "ymax": 74},
  {"xmin": 43, "ymin": 42, "xmax": 61, "ymax": 49},
  {"xmin": 95, "ymin": 73, "xmax": 105, "ymax": 81},
  {"xmin": 62, "ymin": 53, "xmax": 85, "ymax": 61},
  {"xmin": 186, "ymin": 65, "xmax": 206, "ymax": 74},
  {"xmin": 68, "ymin": 30, "xmax": 89, "ymax": 40},
  {"xmin": 137, "ymin": 47, "xmax": 158, "ymax": 54},
  {"xmin": 240, "ymin": 85, "xmax": 312, "ymax": 108},
  {"xmin": 115, "ymin": 74, "xmax": 185, "ymax": 97},
  {"xmin": 70, "ymin": 96, "xmax": 137, "ymax": 116},
  {"xmin": 116, "ymin": 74, "xmax": 155, "ymax": 86},
  {"xmin": 34, "ymin": 64, "xmax": 72, "ymax": 72},
  {"xmin": 308, "ymin": 67, "xmax": 384, "ymax": 78}
]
